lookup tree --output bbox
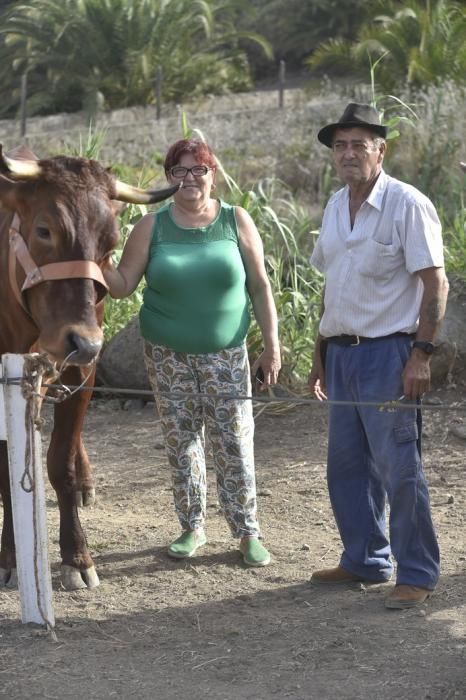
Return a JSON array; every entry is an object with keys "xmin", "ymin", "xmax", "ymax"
[
  {"xmin": 0, "ymin": 0, "xmax": 272, "ymax": 117},
  {"xmin": 241, "ymin": 0, "xmax": 371, "ymax": 81},
  {"xmin": 307, "ymin": 0, "xmax": 466, "ymax": 92}
]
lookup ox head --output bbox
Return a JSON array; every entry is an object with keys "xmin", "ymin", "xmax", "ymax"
[{"xmin": 0, "ymin": 146, "xmax": 179, "ymax": 365}]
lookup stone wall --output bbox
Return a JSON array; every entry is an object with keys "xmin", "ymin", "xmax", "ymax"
[
  {"xmin": 2, "ymin": 87, "xmax": 465, "ymax": 193},
  {"xmin": 0, "ymin": 89, "xmax": 342, "ymax": 167}
]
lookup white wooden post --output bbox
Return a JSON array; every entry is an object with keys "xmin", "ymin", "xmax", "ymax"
[
  {"xmin": 0, "ymin": 364, "xmax": 5, "ymax": 442},
  {"xmin": 0, "ymin": 354, "xmax": 55, "ymax": 627}
]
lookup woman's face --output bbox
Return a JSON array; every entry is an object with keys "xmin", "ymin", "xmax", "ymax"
[{"xmin": 167, "ymin": 153, "xmax": 216, "ymax": 204}]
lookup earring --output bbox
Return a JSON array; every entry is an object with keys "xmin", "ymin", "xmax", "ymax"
[{"xmin": 211, "ymin": 182, "xmax": 217, "ymax": 190}]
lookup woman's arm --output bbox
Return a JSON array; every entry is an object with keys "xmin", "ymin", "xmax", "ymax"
[
  {"xmin": 236, "ymin": 206, "xmax": 281, "ymax": 387},
  {"xmin": 102, "ymin": 213, "xmax": 155, "ymax": 298}
]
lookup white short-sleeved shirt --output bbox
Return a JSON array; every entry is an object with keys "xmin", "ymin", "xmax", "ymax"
[{"xmin": 310, "ymin": 169, "xmax": 444, "ymax": 338}]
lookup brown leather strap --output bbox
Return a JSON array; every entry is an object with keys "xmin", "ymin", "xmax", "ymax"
[
  {"xmin": 8, "ymin": 213, "xmax": 109, "ymax": 318},
  {"xmin": 10, "ymin": 230, "xmax": 38, "ymax": 275},
  {"xmin": 8, "ymin": 215, "xmax": 28, "ymax": 313},
  {"xmin": 21, "ymin": 260, "xmax": 107, "ymax": 291}
]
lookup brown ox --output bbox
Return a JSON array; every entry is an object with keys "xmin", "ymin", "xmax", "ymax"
[{"xmin": 0, "ymin": 146, "xmax": 178, "ymax": 590}]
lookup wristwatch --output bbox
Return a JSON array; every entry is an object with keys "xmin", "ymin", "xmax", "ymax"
[{"xmin": 412, "ymin": 340, "xmax": 435, "ymax": 355}]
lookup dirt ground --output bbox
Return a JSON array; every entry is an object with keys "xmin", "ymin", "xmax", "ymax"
[{"xmin": 0, "ymin": 383, "xmax": 465, "ymax": 700}]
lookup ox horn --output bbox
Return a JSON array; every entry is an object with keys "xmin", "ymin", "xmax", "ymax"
[
  {"xmin": 0, "ymin": 146, "xmax": 41, "ymax": 179},
  {"xmin": 113, "ymin": 180, "xmax": 181, "ymax": 204},
  {"xmin": 460, "ymin": 162, "xmax": 466, "ymax": 173}
]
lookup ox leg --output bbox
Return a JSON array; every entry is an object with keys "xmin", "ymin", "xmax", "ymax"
[
  {"xmin": 75, "ymin": 437, "xmax": 96, "ymax": 508},
  {"xmin": 0, "ymin": 441, "xmax": 17, "ymax": 587},
  {"xmin": 48, "ymin": 367, "xmax": 99, "ymax": 590},
  {"xmin": 59, "ymin": 365, "xmax": 96, "ymax": 508}
]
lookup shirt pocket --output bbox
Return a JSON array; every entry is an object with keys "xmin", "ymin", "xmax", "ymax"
[{"xmin": 356, "ymin": 236, "xmax": 404, "ymax": 280}]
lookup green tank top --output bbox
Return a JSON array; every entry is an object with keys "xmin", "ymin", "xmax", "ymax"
[{"xmin": 139, "ymin": 200, "xmax": 250, "ymax": 353}]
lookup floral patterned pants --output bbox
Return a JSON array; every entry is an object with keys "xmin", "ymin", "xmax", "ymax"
[{"xmin": 144, "ymin": 341, "xmax": 261, "ymax": 538}]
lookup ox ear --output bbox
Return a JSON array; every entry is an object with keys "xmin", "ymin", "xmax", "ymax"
[
  {"xmin": 113, "ymin": 180, "xmax": 181, "ymax": 204},
  {"xmin": 0, "ymin": 173, "xmax": 20, "ymax": 211}
]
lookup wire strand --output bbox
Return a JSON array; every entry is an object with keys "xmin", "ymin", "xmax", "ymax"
[{"xmin": 1, "ymin": 376, "xmax": 464, "ymax": 412}]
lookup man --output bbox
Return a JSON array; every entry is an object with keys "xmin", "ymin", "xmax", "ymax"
[{"xmin": 308, "ymin": 103, "xmax": 449, "ymax": 609}]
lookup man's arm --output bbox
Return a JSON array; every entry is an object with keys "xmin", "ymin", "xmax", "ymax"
[{"xmin": 402, "ymin": 267, "xmax": 449, "ymax": 399}]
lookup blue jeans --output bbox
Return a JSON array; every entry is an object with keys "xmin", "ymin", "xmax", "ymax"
[{"xmin": 325, "ymin": 336, "xmax": 439, "ymax": 589}]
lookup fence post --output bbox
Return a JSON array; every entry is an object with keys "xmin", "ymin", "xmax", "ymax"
[
  {"xmin": 1, "ymin": 354, "xmax": 55, "ymax": 627},
  {"xmin": 0, "ymin": 364, "xmax": 6, "ymax": 442},
  {"xmin": 278, "ymin": 60, "xmax": 286, "ymax": 109},
  {"xmin": 155, "ymin": 65, "xmax": 163, "ymax": 121},
  {"xmin": 19, "ymin": 72, "xmax": 28, "ymax": 139}
]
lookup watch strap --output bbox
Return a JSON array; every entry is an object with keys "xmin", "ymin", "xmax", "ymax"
[{"xmin": 412, "ymin": 340, "xmax": 435, "ymax": 355}]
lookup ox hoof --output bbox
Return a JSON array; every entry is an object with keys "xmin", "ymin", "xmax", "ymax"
[
  {"xmin": 75, "ymin": 489, "xmax": 96, "ymax": 508},
  {"xmin": 82, "ymin": 566, "xmax": 100, "ymax": 588},
  {"xmin": 83, "ymin": 488, "xmax": 96, "ymax": 507},
  {"xmin": 0, "ymin": 567, "xmax": 18, "ymax": 589},
  {"xmin": 61, "ymin": 565, "xmax": 100, "ymax": 590}
]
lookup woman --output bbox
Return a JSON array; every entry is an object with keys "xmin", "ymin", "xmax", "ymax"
[{"xmin": 103, "ymin": 138, "xmax": 281, "ymax": 567}]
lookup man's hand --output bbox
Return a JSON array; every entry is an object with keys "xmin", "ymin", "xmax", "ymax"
[
  {"xmin": 308, "ymin": 342, "xmax": 327, "ymax": 401},
  {"xmin": 402, "ymin": 349, "xmax": 432, "ymax": 400},
  {"xmin": 308, "ymin": 368, "xmax": 327, "ymax": 401}
]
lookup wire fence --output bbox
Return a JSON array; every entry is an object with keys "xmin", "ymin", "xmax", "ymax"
[{"xmin": 1, "ymin": 375, "xmax": 465, "ymax": 413}]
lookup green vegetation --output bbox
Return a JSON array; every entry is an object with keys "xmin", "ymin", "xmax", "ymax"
[
  {"xmin": 2, "ymin": 1, "xmax": 466, "ymax": 119},
  {"xmin": 308, "ymin": 0, "xmax": 466, "ymax": 93},
  {"xmin": 442, "ymin": 206, "xmax": 466, "ymax": 284},
  {"xmin": 3, "ymin": 0, "xmax": 462, "ymax": 385},
  {"xmin": 0, "ymin": 0, "xmax": 271, "ymax": 117},
  {"xmin": 241, "ymin": 0, "xmax": 372, "ymax": 80}
]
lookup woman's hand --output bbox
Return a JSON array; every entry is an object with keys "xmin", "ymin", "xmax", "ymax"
[{"xmin": 252, "ymin": 347, "xmax": 281, "ymax": 390}]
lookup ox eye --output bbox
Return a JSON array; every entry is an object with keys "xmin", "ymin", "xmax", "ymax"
[{"xmin": 36, "ymin": 226, "xmax": 51, "ymax": 241}]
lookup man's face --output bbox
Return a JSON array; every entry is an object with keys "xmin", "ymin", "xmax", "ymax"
[{"xmin": 331, "ymin": 127, "xmax": 385, "ymax": 186}]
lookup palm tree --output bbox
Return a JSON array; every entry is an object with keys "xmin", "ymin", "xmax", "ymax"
[
  {"xmin": 243, "ymin": 0, "xmax": 371, "ymax": 79},
  {"xmin": 307, "ymin": 0, "xmax": 466, "ymax": 92},
  {"xmin": 0, "ymin": 0, "xmax": 272, "ymax": 117}
]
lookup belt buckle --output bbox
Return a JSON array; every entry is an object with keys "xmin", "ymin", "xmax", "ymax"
[{"xmin": 350, "ymin": 335, "xmax": 360, "ymax": 346}]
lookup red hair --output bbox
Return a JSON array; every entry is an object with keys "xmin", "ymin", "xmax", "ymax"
[{"xmin": 164, "ymin": 139, "xmax": 217, "ymax": 172}]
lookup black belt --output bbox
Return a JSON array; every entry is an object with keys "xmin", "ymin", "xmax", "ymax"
[{"xmin": 325, "ymin": 332, "xmax": 414, "ymax": 347}]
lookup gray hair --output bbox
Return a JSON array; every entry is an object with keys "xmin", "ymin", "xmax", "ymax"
[{"xmin": 371, "ymin": 136, "xmax": 386, "ymax": 150}]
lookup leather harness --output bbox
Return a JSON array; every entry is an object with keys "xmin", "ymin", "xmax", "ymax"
[{"xmin": 8, "ymin": 213, "xmax": 109, "ymax": 320}]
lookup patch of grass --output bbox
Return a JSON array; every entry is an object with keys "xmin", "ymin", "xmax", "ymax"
[{"xmin": 443, "ymin": 203, "xmax": 466, "ymax": 283}]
